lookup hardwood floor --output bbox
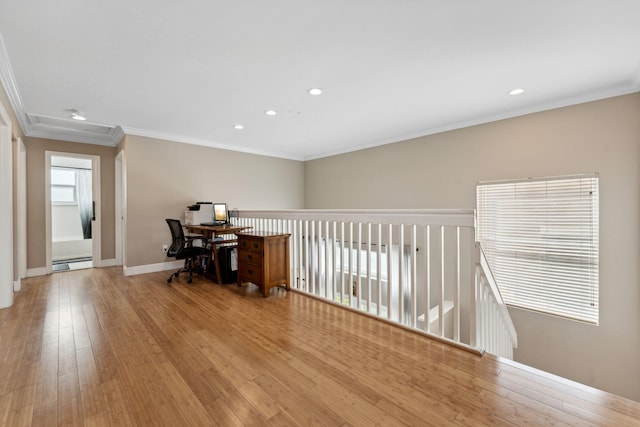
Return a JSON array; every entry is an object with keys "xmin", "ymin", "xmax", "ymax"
[{"xmin": 1, "ymin": 268, "xmax": 639, "ymax": 426}]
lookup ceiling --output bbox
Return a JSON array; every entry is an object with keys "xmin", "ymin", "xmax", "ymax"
[{"xmin": 0, "ymin": 1, "xmax": 639, "ymax": 161}]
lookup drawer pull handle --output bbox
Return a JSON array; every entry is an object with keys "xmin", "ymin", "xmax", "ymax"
[
  {"xmin": 253, "ymin": 243, "xmax": 259, "ymax": 249},
  {"xmin": 248, "ymin": 254, "xmax": 253, "ymax": 260},
  {"xmin": 248, "ymin": 269, "xmax": 253, "ymax": 275}
]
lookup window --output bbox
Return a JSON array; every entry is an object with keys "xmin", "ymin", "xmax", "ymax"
[
  {"xmin": 51, "ymin": 168, "xmax": 77, "ymax": 204},
  {"xmin": 476, "ymin": 174, "xmax": 599, "ymax": 324}
]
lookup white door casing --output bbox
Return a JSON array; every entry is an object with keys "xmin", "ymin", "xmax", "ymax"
[
  {"xmin": 45, "ymin": 151, "xmax": 101, "ymax": 272},
  {"xmin": 14, "ymin": 137, "xmax": 26, "ymax": 291},
  {"xmin": 0, "ymin": 101, "xmax": 13, "ymax": 308},
  {"xmin": 115, "ymin": 150, "xmax": 124, "ymax": 266}
]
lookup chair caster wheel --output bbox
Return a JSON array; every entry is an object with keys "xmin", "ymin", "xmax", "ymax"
[
  {"xmin": 188, "ymin": 278, "xmax": 193, "ymax": 284},
  {"xmin": 167, "ymin": 277, "xmax": 173, "ymax": 283}
]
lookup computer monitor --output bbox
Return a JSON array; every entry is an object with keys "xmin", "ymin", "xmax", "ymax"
[{"xmin": 212, "ymin": 203, "xmax": 228, "ymax": 225}]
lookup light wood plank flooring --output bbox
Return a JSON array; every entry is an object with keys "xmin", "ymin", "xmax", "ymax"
[{"xmin": 1, "ymin": 267, "xmax": 639, "ymax": 426}]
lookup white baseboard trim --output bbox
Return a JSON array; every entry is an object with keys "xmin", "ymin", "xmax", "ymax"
[
  {"xmin": 13, "ymin": 279, "xmax": 21, "ymax": 292},
  {"xmin": 25, "ymin": 259, "xmax": 119, "ymax": 277},
  {"xmin": 123, "ymin": 260, "xmax": 183, "ymax": 277},
  {"xmin": 26, "ymin": 267, "xmax": 48, "ymax": 277},
  {"xmin": 26, "ymin": 260, "xmax": 175, "ymax": 278},
  {"xmin": 100, "ymin": 258, "xmax": 119, "ymax": 267}
]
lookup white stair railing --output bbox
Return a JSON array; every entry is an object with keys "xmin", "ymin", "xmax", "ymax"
[
  {"xmin": 232, "ymin": 209, "xmax": 517, "ymax": 356},
  {"xmin": 472, "ymin": 243, "xmax": 518, "ymax": 358}
]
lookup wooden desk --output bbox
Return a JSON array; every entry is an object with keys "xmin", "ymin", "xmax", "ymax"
[
  {"xmin": 183, "ymin": 224, "xmax": 251, "ymax": 284},
  {"xmin": 236, "ymin": 231, "xmax": 290, "ymax": 297}
]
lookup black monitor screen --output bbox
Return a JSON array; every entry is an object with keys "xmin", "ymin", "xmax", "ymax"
[{"xmin": 213, "ymin": 203, "xmax": 228, "ymax": 223}]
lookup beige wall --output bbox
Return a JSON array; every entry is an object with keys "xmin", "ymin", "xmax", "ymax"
[
  {"xmin": 304, "ymin": 93, "xmax": 640, "ymax": 402},
  {"xmin": 123, "ymin": 135, "xmax": 304, "ymax": 267},
  {"xmin": 24, "ymin": 137, "xmax": 116, "ymax": 268}
]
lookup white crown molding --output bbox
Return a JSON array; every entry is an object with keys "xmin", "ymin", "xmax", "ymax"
[
  {"xmin": 2, "ymin": 34, "xmax": 292, "ymax": 155},
  {"xmin": 24, "ymin": 125, "xmax": 124, "ymax": 146},
  {"xmin": 122, "ymin": 126, "xmax": 304, "ymax": 161},
  {"xmin": 3, "ymin": 31, "xmax": 638, "ymax": 160},
  {"xmin": 304, "ymin": 83, "xmax": 640, "ymax": 161},
  {"xmin": 26, "ymin": 113, "xmax": 125, "ymax": 146},
  {"xmin": 0, "ymin": 34, "xmax": 125, "ymax": 147},
  {"xmin": 0, "ymin": 34, "xmax": 30, "ymax": 136}
]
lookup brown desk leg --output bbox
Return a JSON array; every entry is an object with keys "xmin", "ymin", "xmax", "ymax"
[{"xmin": 212, "ymin": 244, "xmax": 223, "ymax": 285}]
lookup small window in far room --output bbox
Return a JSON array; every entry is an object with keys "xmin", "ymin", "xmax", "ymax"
[
  {"xmin": 51, "ymin": 168, "xmax": 77, "ymax": 204},
  {"xmin": 476, "ymin": 174, "xmax": 599, "ymax": 324}
]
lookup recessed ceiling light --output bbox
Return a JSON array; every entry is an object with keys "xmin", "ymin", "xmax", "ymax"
[
  {"xmin": 308, "ymin": 88, "xmax": 322, "ymax": 96},
  {"xmin": 509, "ymin": 88, "xmax": 525, "ymax": 96},
  {"xmin": 69, "ymin": 109, "xmax": 86, "ymax": 121},
  {"xmin": 265, "ymin": 110, "xmax": 277, "ymax": 116},
  {"xmin": 233, "ymin": 124, "xmax": 244, "ymax": 130}
]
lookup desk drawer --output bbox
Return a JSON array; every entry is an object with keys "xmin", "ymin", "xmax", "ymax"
[
  {"xmin": 238, "ymin": 263, "xmax": 263, "ymax": 285},
  {"xmin": 238, "ymin": 249, "xmax": 263, "ymax": 265},
  {"xmin": 239, "ymin": 238, "xmax": 263, "ymax": 252}
]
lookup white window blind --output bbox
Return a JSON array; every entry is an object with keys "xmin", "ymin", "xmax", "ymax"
[{"xmin": 476, "ymin": 174, "xmax": 599, "ymax": 324}]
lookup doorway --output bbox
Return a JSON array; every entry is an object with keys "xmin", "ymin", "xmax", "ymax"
[{"xmin": 46, "ymin": 152, "xmax": 101, "ymax": 273}]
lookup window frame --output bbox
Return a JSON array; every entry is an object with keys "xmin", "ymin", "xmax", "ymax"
[
  {"xmin": 476, "ymin": 174, "xmax": 599, "ymax": 324},
  {"xmin": 51, "ymin": 167, "xmax": 77, "ymax": 205}
]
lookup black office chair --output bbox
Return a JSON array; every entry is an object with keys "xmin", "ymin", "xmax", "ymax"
[{"xmin": 165, "ymin": 219, "xmax": 206, "ymax": 284}]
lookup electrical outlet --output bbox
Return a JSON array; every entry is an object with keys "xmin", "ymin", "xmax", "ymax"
[{"xmin": 162, "ymin": 244, "xmax": 168, "ymax": 254}]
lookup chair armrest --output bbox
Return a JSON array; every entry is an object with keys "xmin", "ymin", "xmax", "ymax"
[{"xmin": 185, "ymin": 233, "xmax": 208, "ymax": 248}]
